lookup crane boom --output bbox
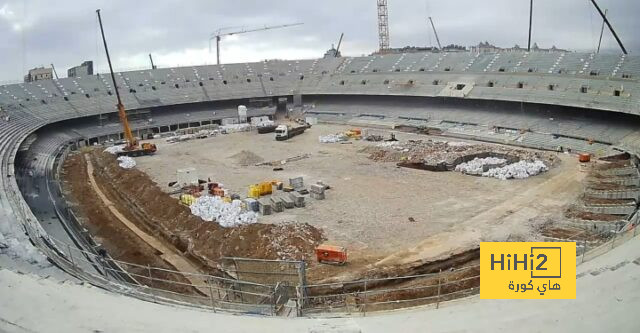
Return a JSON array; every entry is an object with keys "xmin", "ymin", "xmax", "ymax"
[
  {"xmin": 589, "ymin": 0, "xmax": 627, "ymax": 54},
  {"xmin": 149, "ymin": 53, "xmax": 156, "ymax": 69},
  {"xmin": 335, "ymin": 33, "xmax": 344, "ymax": 57},
  {"xmin": 428, "ymin": 17, "xmax": 442, "ymax": 50},
  {"xmin": 209, "ymin": 23, "xmax": 303, "ymax": 65},
  {"xmin": 50, "ymin": 63, "xmax": 59, "ymax": 79},
  {"xmin": 96, "ymin": 9, "xmax": 157, "ymax": 156}
]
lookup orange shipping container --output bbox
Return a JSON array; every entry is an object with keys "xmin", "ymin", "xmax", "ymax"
[
  {"xmin": 315, "ymin": 244, "xmax": 347, "ymax": 264},
  {"xmin": 579, "ymin": 154, "xmax": 591, "ymax": 163}
]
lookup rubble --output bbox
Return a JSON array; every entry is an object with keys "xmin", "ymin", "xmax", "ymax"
[
  {"xmin": 365, "ymin": 139, "xmax": 558, "ymax": 167},
  {"xmin": 116, "ymin": 156, "xmax": 136, "ymax": 169},
  {"xmin": 189, "ymin": 195, "xmax": 258, "ymax": 227}
]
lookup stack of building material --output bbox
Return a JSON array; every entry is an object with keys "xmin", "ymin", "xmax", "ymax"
[
  {"xmin": 244, "ymin": 198, "xmax": 259, "ymax": 212},
  {"xmin": 258, "ymin": 198, "xmax": 272, "ymax": 215},
  {"xmin": 270, "ymin": 197, "xmax": 284, "ymax": 212},
  {"xmin": 289, "ymin": 177, "xmax": 304, "ymax": 191},
  {"xmin": 289, "ymin": 192, "xmax": 306, "ymax": 207},
  {"xmin": 248, "ymin": 184, "xmax": 261, "ymax": 198},
  {"xmin": 279, "ymin": 194, "xmax": 295, "ymax": 209},
  {"xmin": 310, "ymin": 184, "xmax": 326, "ymax": 200}
]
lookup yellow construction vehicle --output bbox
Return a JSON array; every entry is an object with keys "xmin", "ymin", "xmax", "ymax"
[{"xmin": 97, "ymin": 9, "xmax": 157, "ymax": 157}]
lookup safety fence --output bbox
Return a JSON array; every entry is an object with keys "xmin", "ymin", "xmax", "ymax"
[
  {"xmin": 45, "ymin": 234, "xmax": 284, "ymax": 315},
  {"xmin": 296, "ymin": 265, "xmax": 480, "ymax": 316}
]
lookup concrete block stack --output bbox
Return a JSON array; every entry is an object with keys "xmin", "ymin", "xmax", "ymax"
[
  {"xmin": 270, "ymin": 197, "xmax": 284, "ymax": 212},
  {"xmin": 289, "ymin": 177, "xmax": 304, "ymax": 191},
  {"xmin": 279, "ymin": 194, "xmax": 295, "ymax": 209},
  {"xmin": 258, "ymin": 198, "xmax": 272, "ymax": 215},
  {"xmin": 289, "ymin": 192, "xmax": 306, "ymax": 207},
  {"xmin": 309, "ymin": 184, "xmax": 325, "ymax": 200},
  {"xmin": 244, "ymin": 198, "xmax": 259, "ymax": 212}
]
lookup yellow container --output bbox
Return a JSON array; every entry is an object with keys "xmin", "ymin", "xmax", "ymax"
[
  {"xmin": 248, "ymin": 185, "xmax": 261, "ymax": 198},
  {"xmin": 259, "ymin": 182, "xmax": 273, "ymax": 195},
  {"xmin": 180, "ymin": 194, "xmax": 196, "ymax": 206}
]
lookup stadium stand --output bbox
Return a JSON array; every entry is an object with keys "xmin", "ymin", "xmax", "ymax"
[{"xmin": 1, "ymin": 50, "xmax": 639, "ymax": 289}]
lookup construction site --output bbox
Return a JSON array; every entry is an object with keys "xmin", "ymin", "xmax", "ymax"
[
  {"xmin": 57, "ymin": 108, "xmax": 631, "ymax": 313},
  {"xmin": 2, "ymin": 0, "xmax": 639, "ymax": 329}
]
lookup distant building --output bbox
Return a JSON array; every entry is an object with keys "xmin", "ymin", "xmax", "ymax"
[
  {"xmin": 67, "ymin": 61, "xmax": 94, "ymax": 78},
  {"xmin": 471, "ymin": 41, "xmax": 569, "ymax": 53},
  {"xmin": 24, "ymin": 67, "xmax": 53, "ymax": 82}
]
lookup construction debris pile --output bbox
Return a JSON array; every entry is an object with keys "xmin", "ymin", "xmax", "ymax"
[
  {"xmin": 189, "ymin": 196, "xmax": 258, "ymax": 227},
  {"xmin": 116, "ymin": 156, "xmax": 136, "ymax": 169},
  {"xmin": 364, "ymin": 139, "xmax": 558, "ymax": 173}
]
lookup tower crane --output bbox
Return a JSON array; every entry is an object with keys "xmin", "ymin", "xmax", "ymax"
[
  {"xmin": 96, "ymin": 9, "xmax": 157, "ymax": 156},
  {"xmin": 377, "ymin": 0, "xmax": 390, "ymax": 52},
  {"xmin": 208, "ymin": 23, "xmax": 304, "ymax": 65}
]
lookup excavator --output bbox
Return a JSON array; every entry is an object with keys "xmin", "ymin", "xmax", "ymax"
[{"xmin": 97, "ymin": 9, "xmax": 157, "ymax": 157}]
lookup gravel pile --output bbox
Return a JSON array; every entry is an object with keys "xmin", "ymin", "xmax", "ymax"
[{"xmin": 190, "ymin": 195, "xmax": 258, "ymax": 227}]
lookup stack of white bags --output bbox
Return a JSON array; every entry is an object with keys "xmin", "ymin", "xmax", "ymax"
[
  {"xmin": 482, "ymin": 160, "xmax": 548, "ymax": 180},
  {"xmin": 116, "ymin": 156, "xmax": 136, "ymax": 169},
  {"xmin": 319, "ymin": 134, "xmax": 348, "ymax": 143},
  {"xmin": 190, "ymin": 196, "xmax": 258, "ymax": 227},
  {"xmin": 454, "ymin": 157, "xmax": 507, "ymax": 175},
  {"xmin": 104, "ymin": 145, "xmax": 125, "ymax": 154}
]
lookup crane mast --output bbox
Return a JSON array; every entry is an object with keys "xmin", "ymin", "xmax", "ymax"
[{"xmin": 377, "ymin": 0, "xmax": 390, "ymax": 52}]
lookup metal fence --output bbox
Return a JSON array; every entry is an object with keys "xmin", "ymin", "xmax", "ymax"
[
  {"xmin": 46, "ymin": 234, "xmax": 282, "ymax": 315},
  {"xmin": 297, "ymin": 265, "xmax": 480, "ymax": 316}
]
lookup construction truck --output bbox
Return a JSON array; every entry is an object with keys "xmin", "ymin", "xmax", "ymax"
[
  {"xmin": 275, "ymin": 123, "xmax": 311, "ymax": 141},
  {"xmin": 97, "ymin": 9, "xmax": 157, "ymax": 157}
]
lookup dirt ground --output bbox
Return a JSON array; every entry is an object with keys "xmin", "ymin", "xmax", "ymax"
[{"xmin": 133, "ymin": 124, "xmax": 583, "ymax": 278}]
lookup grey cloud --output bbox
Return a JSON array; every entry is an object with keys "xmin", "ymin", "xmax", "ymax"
[{"xmin": 0, "ymin": 0, "xmax": 638, "ymax": 81}]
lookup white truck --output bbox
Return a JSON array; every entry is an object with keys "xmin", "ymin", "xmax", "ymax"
[{"xmin": 275, "ymin": 123, "xmax": 311, "ymax": 141}]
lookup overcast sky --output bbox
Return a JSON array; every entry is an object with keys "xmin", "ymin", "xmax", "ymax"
[{"xmin": 0, "ymin": 0, "xmax": 638, "ymax": 82}]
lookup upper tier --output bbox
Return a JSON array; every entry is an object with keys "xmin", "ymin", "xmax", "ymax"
[{"xmin": 1, "ymin": 51, "xmax": 638, "ymax": 121}]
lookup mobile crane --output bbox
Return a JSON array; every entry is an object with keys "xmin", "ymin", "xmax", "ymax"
[{"xmin": 96, "ymin": 9, "xmax": 156, "ymax": 157}]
